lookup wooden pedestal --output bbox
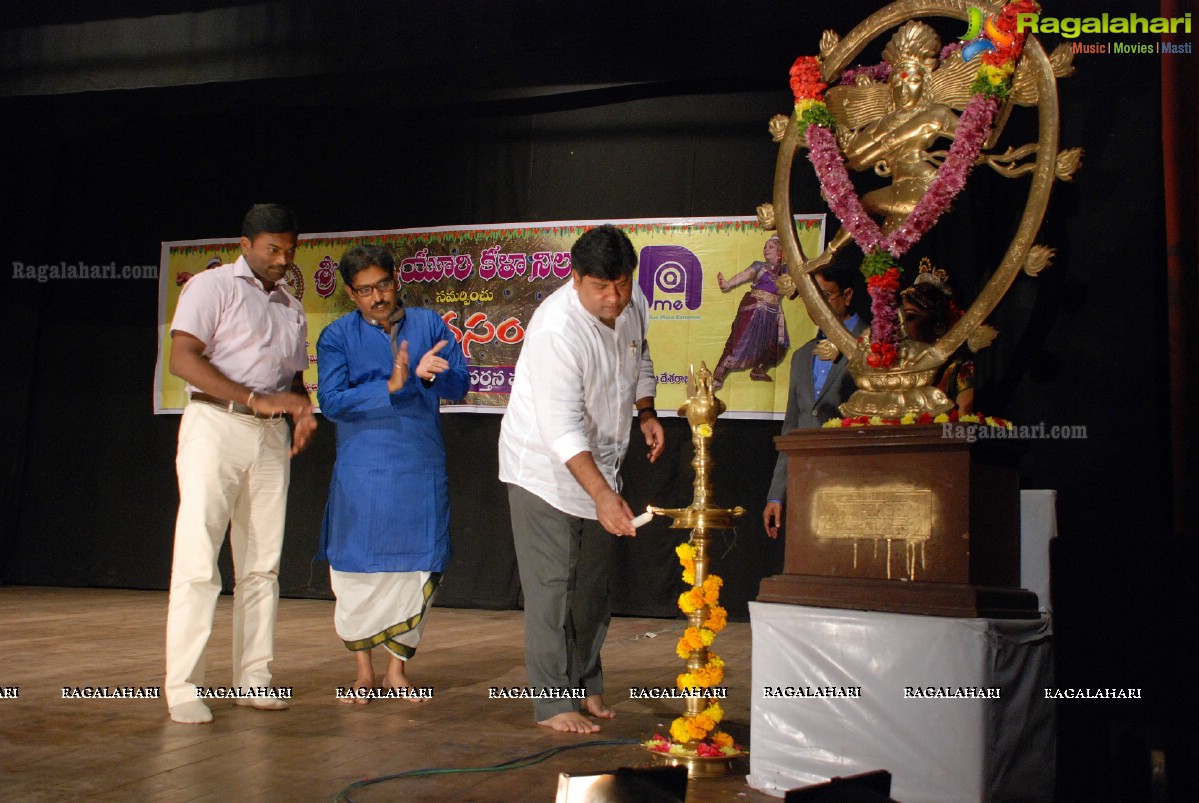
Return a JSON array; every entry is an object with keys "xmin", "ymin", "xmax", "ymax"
[{"xmin": 757, "ymin": 425, "xmax": 1038, "ymax": 618}]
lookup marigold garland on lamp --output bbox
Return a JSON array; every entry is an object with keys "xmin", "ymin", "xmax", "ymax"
[{"xmin": 638, "ymin": 363, "xmax": 745, "ymax": 775}]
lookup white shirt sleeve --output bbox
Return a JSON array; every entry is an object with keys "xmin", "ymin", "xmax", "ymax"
[
  {"xmin": 170, "ymin": 271, "xmax": 224, "ymax": 346},
  {"xmin": 523, "ymin": 327, "xmax": 593, "ymax": 465}
]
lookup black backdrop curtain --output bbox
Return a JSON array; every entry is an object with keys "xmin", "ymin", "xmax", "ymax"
[
  {"xmin": 1162, "ymin": 0, "xmax": 1199, "ymax": 540},
  {"xmin": 1, "ymin": 3, "xmax": 1195, "ymax": 795}
]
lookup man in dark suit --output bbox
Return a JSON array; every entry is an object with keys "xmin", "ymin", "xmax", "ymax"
[{"xmin": 763, "ymin": 264, "xmax": 866, "ymax": 538}]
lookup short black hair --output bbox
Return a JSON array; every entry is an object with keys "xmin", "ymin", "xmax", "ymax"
[
  {"xmin": 570, "ymin": 224, "xmax": 637, "ymax": 281},
  {"xmin": 242, "ymin": 204, "xmax": 299, "ymax": 240},
  {"xmin": 813, "ymin": 263, "xmax": 858, "ymax": 294},
  {"xmin": 338, "ymin": 244, "xmax": 395, "ymax": 286}
]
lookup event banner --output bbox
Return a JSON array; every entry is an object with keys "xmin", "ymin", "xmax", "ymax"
[{"xmin": 154, "ymin": 216, "xmax": 826, "ymax": 419}]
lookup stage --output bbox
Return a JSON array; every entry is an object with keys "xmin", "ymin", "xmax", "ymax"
[{"xmin": 0, "ymin": 587, "xmax": 768, "ymax": 802}]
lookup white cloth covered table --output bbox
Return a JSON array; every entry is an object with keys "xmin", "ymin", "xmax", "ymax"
[
  {"xmin": 747, "ymin": 490, "xmax": 1059, "ymax": 800},
  {"xmin": 746, "ymin": 604, "xmax": 1055, "ymax": 801},
  {"xmin": 1019, "ymin": 489, "xmax": 1057, "ymax": 614}
]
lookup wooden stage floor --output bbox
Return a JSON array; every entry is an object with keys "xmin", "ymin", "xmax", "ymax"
[{"xmin": 0, "ymin": 587, "xmax": 777, "ymax": 802}]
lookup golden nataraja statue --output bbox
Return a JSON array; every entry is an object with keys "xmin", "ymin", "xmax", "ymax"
[{"xmin": 762, "ymin": 0, "xmax": 1082, "ymax": 418}]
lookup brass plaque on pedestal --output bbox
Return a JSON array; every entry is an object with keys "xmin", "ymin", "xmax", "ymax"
[
  {"xmin": 814, "ymin": 488, "xmax": 933, "ymax": 541},
  {"xmin": 757, "ymin": 425, "xmax": 1038, "ymax": 618}
]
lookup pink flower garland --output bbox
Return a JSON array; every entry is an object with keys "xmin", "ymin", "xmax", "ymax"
[
  {"xmin": 868, "ymin": 270, "xmax": 901, "ymax": 364},
  {"xmin": 884, "ymin": 95, "xmax": 998, "ymax": 256},
  {"xmin": 838, "ymin": 62, "xmax": 890, "ymax": 85},
  {"xmin": 871, "ymin": 288, "xmax": 897, "ymax": 342},
  {"xmin": 805, "ymin": 93, "xmax": 998, "ymax": 260},
  {"xmin": 806, "ymin": 123, "xmax": 879, "ymax": 247},
  {"xmin": 804, "ymin": 94, "xmax": 997, "ymax": 368}
]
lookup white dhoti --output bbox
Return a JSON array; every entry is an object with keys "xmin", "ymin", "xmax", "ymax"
[{"xmin": 330, "ymin": 569, "xmax": 440, "ymax": 660}]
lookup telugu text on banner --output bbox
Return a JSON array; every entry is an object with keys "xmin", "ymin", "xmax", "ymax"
[{"xmin": 154, "ymin": 216, "xmax": 826, "ymax": 419}]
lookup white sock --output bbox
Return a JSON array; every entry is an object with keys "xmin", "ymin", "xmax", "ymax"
[{"xmin": 169, "ymin": 700, "xmax": 213, "ymax": 724}]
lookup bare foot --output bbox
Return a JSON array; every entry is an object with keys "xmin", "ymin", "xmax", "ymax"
[
  {"xmin": 339, "ymin": 674, "xmax": 374, "ymax": 705},
  {"xmin": 581, "ymin": 694, "xmax": 616, "ymax": 719},
  {"xmin": 383, "ymin": 656, "xmax": 424, "ymax": 702},
  {"xmin": 538, "ymin": 711, "xmax": 601, "ymax": 733},
  {"xmin": 341, "ymin": 650, "xmax": 375, "ymax": 705}
]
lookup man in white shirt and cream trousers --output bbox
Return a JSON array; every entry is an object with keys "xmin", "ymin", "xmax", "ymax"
[
  {"xmin": 499, "ymin": 224, "xmax": 665, "ymax": 734},
  {"xmin": 164, "ymin": 204, "xmax": 317, "ymax": 724}
]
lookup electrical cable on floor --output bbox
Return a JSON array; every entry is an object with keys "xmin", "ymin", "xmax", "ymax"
[{"xmin": 333, "ymin": 738, "xmax": 642, "ymax": 801}]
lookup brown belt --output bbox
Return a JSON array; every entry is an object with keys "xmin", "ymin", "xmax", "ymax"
[{"xmin": 189, "ymin": 392, "xmax": 283, "ymax": 419}]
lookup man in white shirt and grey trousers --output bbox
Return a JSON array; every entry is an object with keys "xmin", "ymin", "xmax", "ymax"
[{"xmin": 499, "ymin": 224, "xmax": 665, "ymax": 734}]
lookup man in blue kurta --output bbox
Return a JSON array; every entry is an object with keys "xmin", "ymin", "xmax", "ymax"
[{"xmin": 317, "ymin": 244, "xmax": 468, "ymax": 700}]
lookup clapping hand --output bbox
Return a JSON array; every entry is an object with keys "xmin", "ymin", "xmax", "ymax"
[
  {"xmin": 388, "ymin": 341, "xmax": 410, "ymax": 393},
  {"xmin": 415, "ymin": 340, "xmax": 450, "ymax": 381}
]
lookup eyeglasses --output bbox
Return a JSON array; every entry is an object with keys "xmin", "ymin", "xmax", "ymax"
[
  {"xmin": 350, "ymin": 277, "xmax": 397, "ymax": 297},
  {"xmin": 821, "ymin": 288, "xmax": 842, "ymax": 300}
]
